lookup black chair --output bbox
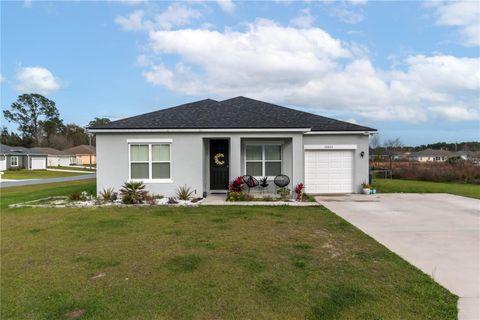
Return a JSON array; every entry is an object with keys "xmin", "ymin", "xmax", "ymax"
[
  {"xmin": 274, "ymin": 174, "xmax": 290, "ymax": 188},
  {"xmin": 243, "ymin": 175, "xmax": 259, "ymax": 193}
]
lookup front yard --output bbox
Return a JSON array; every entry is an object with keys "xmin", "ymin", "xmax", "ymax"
[
  {"xmin": 0, "ymin": 181, "xmax": 457, "ymax": 319},
  {"xmin": 373, "ymin": 178, "xmax": 480, "ymax": 199},
  {"xmin": 1, "ymin": 169, "xmax": 87, "ymax": 180}
]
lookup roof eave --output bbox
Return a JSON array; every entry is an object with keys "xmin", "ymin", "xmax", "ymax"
[{"xmin": 88, "ymin": 128, "xmax": 313, "ymax": 133}]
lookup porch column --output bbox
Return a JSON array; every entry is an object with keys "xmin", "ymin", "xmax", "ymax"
[
  {"xmin": 229, "ymin": 136, "xmax": 242, "ymax": 181},
  {"xmin": 291, "ymin": 134, "xmax": 304, "ymax": 187}
]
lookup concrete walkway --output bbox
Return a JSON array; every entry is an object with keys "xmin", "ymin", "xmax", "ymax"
[
  {"xmin": 316, "ymin": 193, "xmax": 480, "ymax": 320},
  {"xmin": 202, "ymin": 193, "xmax": 319, "ymax": 206},
  {"xmin": 47, "ymin": 168, "xmax": 96, "ymax": 173},
  {"xmin": 0, "ymin": 174, "xmax": 96, "ymax": 188}
]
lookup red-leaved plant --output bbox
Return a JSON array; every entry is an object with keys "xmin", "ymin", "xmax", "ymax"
[
  {"xmin": 294, "ymin": 183, "xmax": 304, "ymax": 201},
  {"xmin": 229, "ymin": 176, "xmax": 244, "ymax": 192}
]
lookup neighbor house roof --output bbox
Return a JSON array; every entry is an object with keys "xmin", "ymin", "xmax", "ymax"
[
  {"xmin": 0, "ymin": 144, "xmax": 47, "ymax": 156},
  {"xmin": 89, "ymin": 96, "xmax": 376, "ymax": 132},
  {"xmin": 31, "ymin": 147, "xmax": 74, "ymax": 156},
  {"xmin": 64, "ymin": 145, "xmax": 96, "ymax": 155},
  {"xmin": 409, "ymin": 148, "xmax": 456, "ymax": 158}
]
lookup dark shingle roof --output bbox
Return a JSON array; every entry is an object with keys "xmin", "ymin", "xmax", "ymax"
[
  {"xmin": 0, "ymin": 144, "xmax": 47, "ymax": 156},
  {"xmin": 31, "ymin": 147, "xmax": 74, "ymax": 156},
  {"xmin": 90, "ymin": 96, "xmax": 376, "ymax": 132}
]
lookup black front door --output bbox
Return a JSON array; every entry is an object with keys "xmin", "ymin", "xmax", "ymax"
[{"xmin": 210, "ymin": 139, "xmax": 229, "ymax": 190}]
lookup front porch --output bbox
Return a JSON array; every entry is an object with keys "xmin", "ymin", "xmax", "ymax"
[{"xmin": 202, "ymin": 134, "xmax": 304, "ymax": 196}]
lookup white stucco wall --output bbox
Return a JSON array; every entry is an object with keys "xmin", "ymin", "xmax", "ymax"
[{"xmin": 96, "ymin": 131, "xmax": 369, "ymax": 197}]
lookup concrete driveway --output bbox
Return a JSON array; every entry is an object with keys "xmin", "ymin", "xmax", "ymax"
[{"xmin": 316, "ymin": 193, "xmax": 480, "ymax": 320}]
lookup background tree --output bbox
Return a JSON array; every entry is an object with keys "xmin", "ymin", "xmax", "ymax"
[
  {"xmin": 3, "ymin": 93, "xmax": 61, "ymax": 147},
  {"xmin": 383, "ymin": 138, "xmax": 403, "ymax": 170},
  {"xmin": 0, "ymin": 127, "xmax": 23, "ymax": 146},
  {"xmin": 88, "ymin": 117, "xmax": 110, "ymax": 128}
]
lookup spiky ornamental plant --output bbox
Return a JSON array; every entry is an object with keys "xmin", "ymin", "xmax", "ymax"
[{"xmin": 120, "ymin": 181, "xmax": 148, "ymax": 204}]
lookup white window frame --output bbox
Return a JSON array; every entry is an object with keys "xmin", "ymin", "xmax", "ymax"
[
  {"xmin": 244, "ymin": 144, "xmax": 282, "ymax": 178},
  {"xmin": 128, "ymin": 142, "xmax": 173, "ymax": 183},
  {"xmin": 10, "ymin": 156, "xmax": 18, "ymax": 167}
]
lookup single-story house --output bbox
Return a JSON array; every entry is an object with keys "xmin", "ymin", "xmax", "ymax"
[
  {"xmin": 30, "ymin": 147, "xmax": 76, "ymax": 167},
  {"xmin": 457, "ymin": 150, "xmax": 480, "ymax": 165},
  {"xmin": 89, "ymin": 97, "xmax": 376, "ymax": 197},
  {"xmin": 0, "ymin": 143, "xmax": 48, "ymax": 170},
  {"xmin": 408, "ymin": 148, "xmax": 456, "ymax": 162},
  {"xmin": 64, "ymin": 145, "xmax": 96, "ymax": 165}
]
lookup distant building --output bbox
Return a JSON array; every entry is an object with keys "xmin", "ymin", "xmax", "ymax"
[
  {"xmin": 408, "ymin": 148, "xmax": 456, "ymax": 162},
  {"xmin": 31, "ymin": 147, "xmax": 76, "ymax": 167},
  {"xmin": 456, "ymin": 150, "xmax": 480, "ymax": 165},
  {"xmin": 0, "ymin": 144, "xmax": 48, "ymax": 170},
  {"xmin": 64, "ymin": 145, "xmax": 96, "ymax": 165}
]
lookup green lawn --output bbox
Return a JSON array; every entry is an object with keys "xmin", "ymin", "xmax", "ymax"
[
  {"xmin": 1, "ymin": 181, "xmax": 457, "ymax": 319},
  {"xmin": 374, "ymin": 178, "xmax": 480, "ymax": 199},
  {"xmin": 1, "ymin": 169, "xmax": 88, "ymax": 180},
  {"xmin": 48, "ymin": 166, "xmax": 96, "ymax": 172}
]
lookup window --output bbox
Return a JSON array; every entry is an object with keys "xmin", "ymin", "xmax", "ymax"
[
  {"xmin": 10, "ymin": 156, "xmax": 18, "ymax": 167},
  {"xmin": 129, "ymin": 143, "xmax": 171, "ymax": 181},
  {"xmin": 245, "ymin": 144, "xmax": 282, "ymax": 177}
]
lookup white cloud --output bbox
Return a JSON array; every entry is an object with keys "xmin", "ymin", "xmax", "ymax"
[
  {"xmin": 115, "ymin": 4, "xmax": 201, "ymax": 31},
  {"xmin": 15, "ymin": 67, "xmax": 64, "ymax": 94},
  {"xmin": 135, "ymin": 54, "xmax": 151, "ymax": 67},
  {"xmin": 115, "ymin": 10, "xmax": 145, "ymax": 31},
  {"xmin": 133, "ymin": 19, "xmax": 479, "ymax": 123},
  {"xmin": 215, "ymin": 0, "xmax": 235, "ymax": 13},
  {"xmin": 23, "ymin": 0, "xmax": 32, "ymax": 8},
  {"xmin": 154, "ymin": 3, "xmax": 202, "ymax": 30},
  {"xmin": 0, "ymin": 74, "xmax": 5, "ymax": 83},
  {"xmin": 432, "ymin": 1, "xmax": 480, "ymax": 46},
  {"xmin": 330, "ymin": 3, "xmax": 365, "ymax": 24},
  {"xmin": 290, "ymin": 8, "xmax": 315, "ymax": 28},
  {"xmin": 118, "ymin": 0, "xmax": 148, "ymax": 5}
]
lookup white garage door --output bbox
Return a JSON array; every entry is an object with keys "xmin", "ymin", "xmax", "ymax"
[
  {"xmin": 305, "ymin": 150, "xmax": 354, "ymax": 194},
  {"xmin": 0, "ymin": 156, "xmax": 6, "ymax": 171},
  {"xmin": 31, "ymin": 157, "xmax": 46, "ymax": 170}
]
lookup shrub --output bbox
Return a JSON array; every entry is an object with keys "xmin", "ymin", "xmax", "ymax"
[
  {"xmin": 276, "ymin": 187, "xmax": 291, "ymax": 200},
  {"xmin": 99, "ymin": 188, "xmax": 117, "ymax": 202},
  {"xmin": 387, "ymin": 162, "xmax": 480, "ymax": 184},
  {"xmin": 120, "ymin": 181, "xmax": 148, "ymax": 204},
  {"xmin": 176, "ymin": 185, "xmax": 194, "ymax": 200},
  {"xmin": 294, "ymin": 183, "xmax": 304, "ymax": 201},
  {"xmin": 228, "ymin": 176, "xmax": 244, "ymax": 192},
  {"xmin": 80, "ymin": 191, "xmax": 89, "ymax": 201},
  {"xmin": 68, "ymin": 192, "xmax": 81, "ymax": 202},
  {"xmin": 302, "ymin": 193, "xmax": 316, "ymax": 202},
  {"xmin": 226, "ymin": 191, "xmax": 253, "ymax": 201},
  {"xmin": 144, "ymin": 194, "xmax": 157, "ymax": 205}
]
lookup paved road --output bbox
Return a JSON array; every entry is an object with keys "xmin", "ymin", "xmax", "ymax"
[
  {"xmin": 0, "ymin": 174, "xmax": 96, "ymax": 188},
  {"xmin": 316, "ymin": 193, "xmax": 480, "ymax": 320}
]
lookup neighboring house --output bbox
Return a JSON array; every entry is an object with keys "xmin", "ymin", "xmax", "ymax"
[
  {"xmin": 90, "ymin": 97, "xmax": 376, "ymax": 196},
  {"xmin": 457, "ymin": 151, "xmax": 480, "ymax": 165},
  {"xmin": 31, "ymin": 147, "xmax": 76, "ymax": 167},
  {"xmin": 64, "ymin": 145, "xmax": 96, "ymax": 165},
  {"xmin": 0, "ymin": 144, "xmax": 48, "ymax": 171},
  {"xmin": 409, "ymin": 148, "xmax": 456, "ymax": 162}
]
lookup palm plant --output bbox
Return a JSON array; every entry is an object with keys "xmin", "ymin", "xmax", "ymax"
[{"xmin": 120, "ymin": 181, "xmax": 148, "ymax": 204}]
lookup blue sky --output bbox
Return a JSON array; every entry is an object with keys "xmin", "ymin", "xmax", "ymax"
[{"xmin": 1, "ymin": 0, "xmax": 479, "ymax": 145}]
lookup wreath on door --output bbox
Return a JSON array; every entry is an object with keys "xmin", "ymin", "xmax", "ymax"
[{"xmin": 214, "ymin": 153, "xmax": 225, "ymax": 166}]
